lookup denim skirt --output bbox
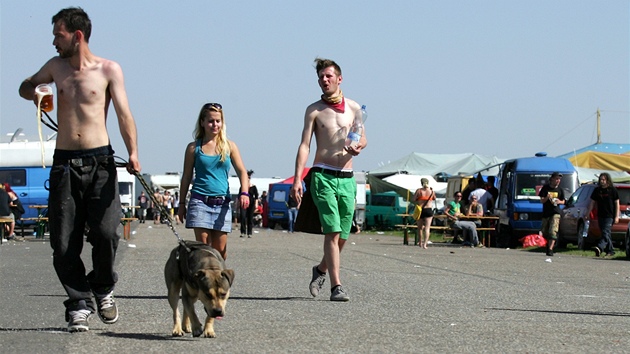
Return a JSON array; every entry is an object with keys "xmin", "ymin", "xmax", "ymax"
[{"xmin": 185, "ymin": 197, "xmax": 232, "ymax": 232}]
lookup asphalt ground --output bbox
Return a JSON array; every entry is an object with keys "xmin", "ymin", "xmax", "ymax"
[{"xmin": 1, "ymin": 223, "xmax": 629, "ymax": 353}]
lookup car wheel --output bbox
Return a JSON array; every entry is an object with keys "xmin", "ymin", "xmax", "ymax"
[
  {"xmin": 268, "ymin": 221, "xmax": 276, "ymax": 229},
  {"xmin": 625, "ymin": 229, "xmax": 630, "ymax": 260},
  {"xmin": 496, "ymin": 224, "xmax": 512, "ymax": 248},
  {"xmin": 556, "ymin": 234, "xmax": 567, "ymax": 249}
]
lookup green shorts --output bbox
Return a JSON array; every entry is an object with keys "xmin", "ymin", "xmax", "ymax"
[
  {"xmin": 310, "ymin": 171, "xmax": 356, "ymax": 240},
  {"xmin": 541, "ymin": 214, "xmax": 560, "ymax": 240}
]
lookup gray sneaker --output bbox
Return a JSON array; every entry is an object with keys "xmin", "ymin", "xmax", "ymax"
[
  {"xmin": 309, "ymin": 266, "xmax": 326, "ymax": 297},
  {"xmin": 67, "ymin": 309, "xmax": 91, "ymax": 332},
  {"xmin": 330, "ymin": 285, "xmax": 350, "ymax": 302},
  {"xmin": 93, "ymin": 289, "xmax": 119, "ymax": 324}
]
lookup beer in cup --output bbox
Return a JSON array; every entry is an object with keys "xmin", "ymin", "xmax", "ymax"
[{"xmin": 35, "ymin": 84, "xmax": 54, "ymax": 112}]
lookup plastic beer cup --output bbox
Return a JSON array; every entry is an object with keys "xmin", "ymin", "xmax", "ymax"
[{"xmin": 35, "ymin": 84, "xmax": 54, "ymax": 112}]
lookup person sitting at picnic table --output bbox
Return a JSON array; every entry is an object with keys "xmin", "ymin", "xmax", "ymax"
[
  {"xmin": 444, "ymin": 191, "xmax": 482, "ymax": 248},
  {"xmin": 464, "ymin": 194, "xmax": 484, "ymax": 227}
]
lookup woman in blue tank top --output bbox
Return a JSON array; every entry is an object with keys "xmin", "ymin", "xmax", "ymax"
[{"xmin": 178, "ymin": 103, "xmax": 250, "ymax": 260}]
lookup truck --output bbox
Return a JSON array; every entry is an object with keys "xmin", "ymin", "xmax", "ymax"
[
  {"xmin": 117, "ymin": 168, "xmax": 136, "ymax": 207},
  {"xmin": 0, "ymin": 138, "xmax": 55, "ymax": 225},
  {"xmin": 494, "ymin": 153, "xmax": 579, "ymax": 248}
]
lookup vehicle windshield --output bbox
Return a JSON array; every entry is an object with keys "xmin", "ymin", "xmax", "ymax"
[
  {"xmin": 515, "ymin": 173, "xmax": 577, "ymax": 200},
  {"xmin": 618, "ymin": 186, "xmax": 630, "ymax": 206}
]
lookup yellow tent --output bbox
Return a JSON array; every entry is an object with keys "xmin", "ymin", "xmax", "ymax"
[{"xmin": 566, "ymin": 150, "xmax": 630, "ymax": 172}]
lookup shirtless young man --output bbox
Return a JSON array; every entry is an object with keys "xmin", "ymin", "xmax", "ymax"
[
  {"xmin": 291, "ymin": 58, "xmax": 367, "ymax": 302},
  {"xmin": 19, "ymin": 7, "xmax": 141, "ymax": 332}
]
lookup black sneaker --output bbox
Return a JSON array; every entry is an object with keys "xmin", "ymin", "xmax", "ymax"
[
  {"xmin": 93, "ymin": 289, "xmax": 118, "ymax": 324},
  {"xmin": 309, "ymin": 266, "xmax": 326, "ymax": 297},
  {"xmin": 67, "ymin": 309, "xmax": 91, "ymax": 332},
  {"xmin": 546, "ymin": 250, "xmax": 554, "ymax": 256},
  {"xmin": 330, "ymin": 285, "xmax": 350, "ymax": 302},
  {"xmin": 593, "ymin": 247, "xmax": 601, "ymax": 257}
]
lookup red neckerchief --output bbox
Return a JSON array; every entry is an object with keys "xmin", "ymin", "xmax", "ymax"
[
  {"xmin": 322, "ymin": 97, "xmax": 345, "ymax": 113},
  {"xmin": 321, "ymin": 90, "xmax": 345, "ymax": 113}
]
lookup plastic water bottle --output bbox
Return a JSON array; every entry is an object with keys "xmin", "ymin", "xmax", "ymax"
[
  {"xmin": 582, "ymin": 220, "xmax": 589, "ymax": 238},
  {"xmin": 345, "ymin": 105, "xmax": 367, "ymax": 148}
]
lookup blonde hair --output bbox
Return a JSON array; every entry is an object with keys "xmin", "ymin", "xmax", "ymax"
[{"xmin": 194, "ymin": 103, "xmax": 230, "ymax": 162}]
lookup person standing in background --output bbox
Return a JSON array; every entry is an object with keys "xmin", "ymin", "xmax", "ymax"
[
  {"xmin": 240, "ymin": 170, "xmax": 259, "ymax": 238},
  {"xmin": 539, "ymin": 172, "xmax": 565, "ymax": 257},
  {"xmin": 152, "ymin": 189, "xmax": 163, "ymax": 224},
  {"xmin": 413, "ymin": 178, "xmax": 435, "ymax": 249},
  {"xmin": 173, "ymin": 191, "xmax": 180, "ymax": 224},
  {"xmin": 137, "ymin": 191, "xmax": 148, "ymax": 224},
  {"xmin": 586, "ymin": 172, "xmax": 619, "ymax": 257}
]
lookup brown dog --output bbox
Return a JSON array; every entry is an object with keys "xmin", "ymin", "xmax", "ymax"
[{"xmin": 164, "ymin": 240, "xmax": 234, "ymax": 338}]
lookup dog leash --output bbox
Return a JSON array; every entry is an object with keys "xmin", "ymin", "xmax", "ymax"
[
  {"xmin": 27, "ymin": 97, "xmax": 191, "ymax": 252},
  {"xmin": 115, "ymin": 158, "xmax": 191, "ymax": 252}
]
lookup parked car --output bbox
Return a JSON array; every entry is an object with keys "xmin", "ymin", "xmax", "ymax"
[{"xmin": 558, "ymin": 183, "xmax": 630, "ymax": 249}]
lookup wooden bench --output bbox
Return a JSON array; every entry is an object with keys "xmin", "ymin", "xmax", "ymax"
[
  {"xmin": 396, "ymin": 223, "xmax": 496, "ymax": 247},
  {"xmin": 0, "ymin": 216, "xmax": 14, "ymax": 239},
  {"xmin": 395, "ymin": 224, "xmax": 419, "ymax": 245},
  {"xmin": 476, "ymin": 227, "xmax": 495, "ymax": 247},
  {"xmin": 18, "ymin": 217, "xmax": 49, "ymax": 238},
  {"xmin": 120, "ymin": 217, "xmax": 138, "ymax": 240},
  {"xmin": 395, "ymin": 224, "xmax": 455, "ymax": 245},
  {"xmin": 13, "ymin": 216, "xmax": 138, "ymax": 240}
]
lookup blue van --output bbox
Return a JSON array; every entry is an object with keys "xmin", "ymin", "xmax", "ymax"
[
  {"xmin": 267, "ymin": 183, "xmax": 291, "ymax": 230},
  {"xmin": 0, "ymin": 166, "xmax": 50, "ymax": 224},
  {"xmin": 494, "ymin": 153, "xmax": 578, "ymax": 247}
]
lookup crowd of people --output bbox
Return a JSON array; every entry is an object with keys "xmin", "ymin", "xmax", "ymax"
[{"xmin": 136, "ymin": 189, "xmax": 181, "ymax": 225}]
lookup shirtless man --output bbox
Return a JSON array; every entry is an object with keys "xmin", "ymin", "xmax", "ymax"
[
  {"xmin": 291, "ymin": 58, "xmax": 367, "ymax": 302},
  {"xmin": 153, "ymin": 189, "xmax": 163, "ymax": 224},
  {"xmin": 19, "ymin": 7, "xmax": 140, "ymax": 332}
]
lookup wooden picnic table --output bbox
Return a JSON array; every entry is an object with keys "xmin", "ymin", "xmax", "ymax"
[{"xmin": 398, "ymin": 214, "xmax": 499, "ymax": 246}]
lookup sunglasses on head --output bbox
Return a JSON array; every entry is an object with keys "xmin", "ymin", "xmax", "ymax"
[{"xmin": 203, "ymin": 102, "xmax": 223, "ymax": 110}]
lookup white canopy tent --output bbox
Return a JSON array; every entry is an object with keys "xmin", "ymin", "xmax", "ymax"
[
  {"xmin": 368, "ymin": 152, "xmax": 504, "ymax": 200},
  {"xmin": 369, "ymin": 152, "xmax": 505, "ymax": 178}
]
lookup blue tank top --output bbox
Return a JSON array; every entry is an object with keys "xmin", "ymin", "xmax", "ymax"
[{"xmin": 190, "ymin": 140, "xmax": 231, "ymax": 197}]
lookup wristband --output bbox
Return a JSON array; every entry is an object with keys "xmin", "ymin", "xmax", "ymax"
[{"xmin": 240, "ymin": 192, "xmax": 250, "ymax": 197}]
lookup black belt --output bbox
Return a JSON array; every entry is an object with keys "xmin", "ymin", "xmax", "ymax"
[
  {"xmin": 191, "ymin": 192, "xmax": 230, "ymax": 206},
  {"xmin": 53, "ymin": 155, "xmax": 112, "ymax": 167},
  {"xmin": 311, "ymin": 167, "xmax": 354, "ymax": 178}
]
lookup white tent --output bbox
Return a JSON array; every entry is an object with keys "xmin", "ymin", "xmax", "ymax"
[
  {"xmin": 370, "ymin": 152, "xmax": 505, "ymax": 178},
  {"xmin": 382, "ymin": 174, "xmax": 446, "ymax": 193},
  {"xmin": 368, "ymin": 152, "xmax": 504, "ymax": 202}
]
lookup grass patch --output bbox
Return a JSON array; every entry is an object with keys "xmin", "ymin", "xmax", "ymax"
[
  {"xmin": 359, "ymin": 229, "xmax": 452, "ymax": 243},
  {"xmin": 523, "ymin": 243, "xmax": 627, "ymax": 259}
]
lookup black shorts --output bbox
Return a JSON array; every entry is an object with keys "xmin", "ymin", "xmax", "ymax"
[{"xmin": 420, "ymin": 208, "xmax": 434, "ymax": 218}]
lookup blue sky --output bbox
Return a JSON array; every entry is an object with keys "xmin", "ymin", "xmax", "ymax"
[{"xmin": 1, "ymin": 1, "xmax": 628, "ymax": 178}]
